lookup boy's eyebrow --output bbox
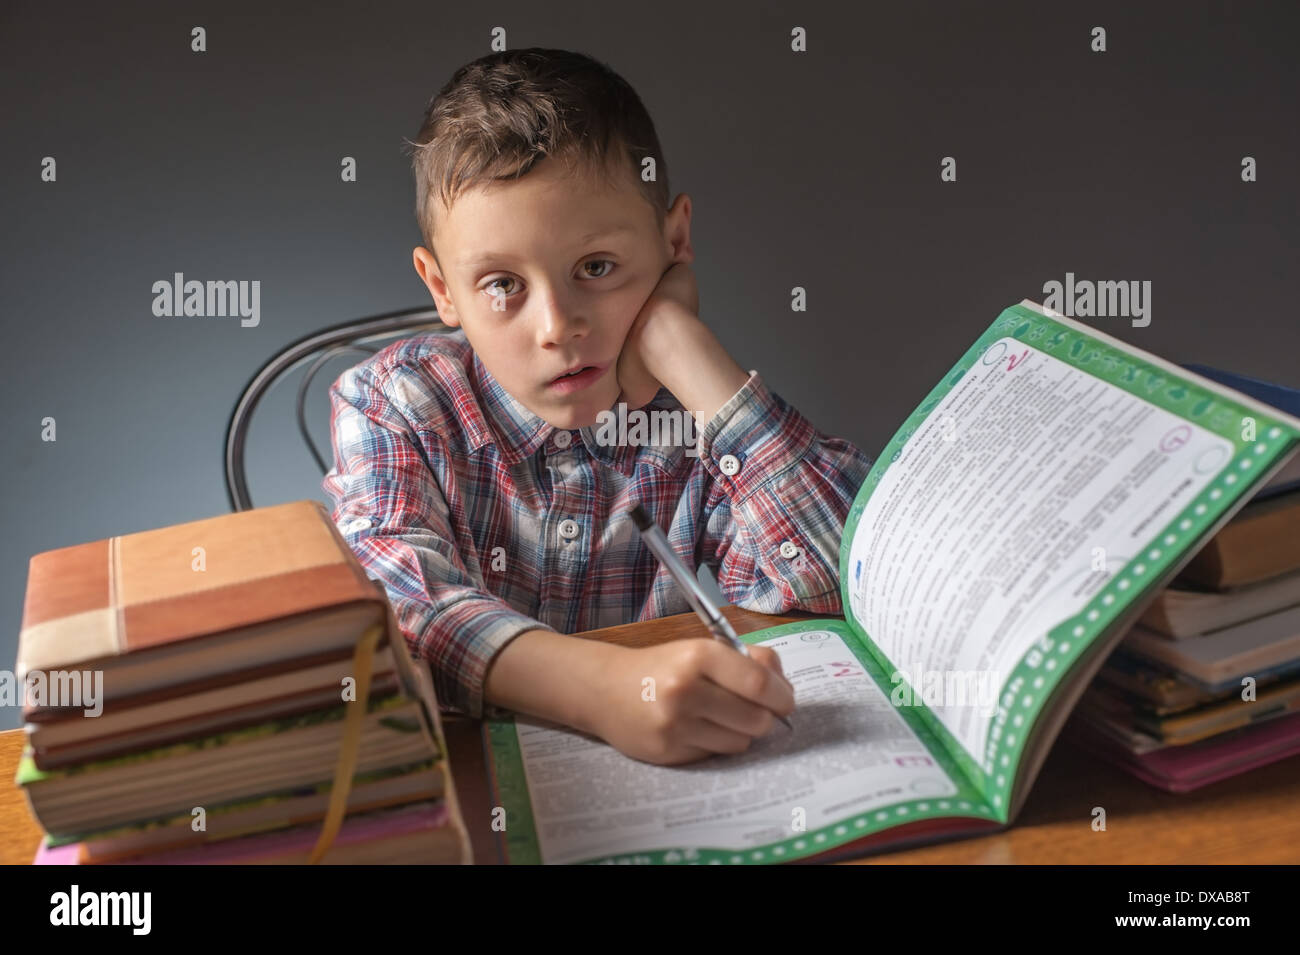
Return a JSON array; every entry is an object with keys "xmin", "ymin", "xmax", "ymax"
[
  {"xmin": 457, "ymin": 225, "xmax": 637, "ymax": 271},
  {"xmin": 577, "ymin": 224, "xmax": 636, "ymax": 244}
]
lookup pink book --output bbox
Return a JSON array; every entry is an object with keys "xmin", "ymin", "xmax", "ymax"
[
  {"xmin": 1074, "ymin": 710, "xmax": 1300, "ymax": 793},
  {"xmin": 35, "ymin": 801, "xmax": 450, "ymax": 865}
]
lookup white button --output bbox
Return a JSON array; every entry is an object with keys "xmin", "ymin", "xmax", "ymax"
[
  {"xmin": 553, "ymin": 430, "xmax": 572, "ymax": 449},
  {"xmin": 779, "ymin": 540, "xmax": 801, "ymax": 560},
  {"xmin": 558, "ymin": 519, "xmax": 580, "ymax": 540},
  {"xmin": 346, "ymin": 517, "xmax": 372, "ymax": 533},
  {"xmin": 719, "ymin": 454, "xmax": 741, "ymax": 475}
]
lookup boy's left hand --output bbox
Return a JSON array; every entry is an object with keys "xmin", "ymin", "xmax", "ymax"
[{"xmin": 615, "ymin": 262, "xmax": 700, "ymax": 410}]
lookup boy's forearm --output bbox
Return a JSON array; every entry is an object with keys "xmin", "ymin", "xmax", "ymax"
[
  {"xmin": 642, "ymin": 303, "xmax": 750, "ymax": 424},
  {"xmin": 482, "ymin": 629, "xmax": 619, "ymax": 733}
]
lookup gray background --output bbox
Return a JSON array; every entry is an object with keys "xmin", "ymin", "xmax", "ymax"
[{"xmin": 2, "ymin": 0, "xmax": 1297, "ymax": 729}]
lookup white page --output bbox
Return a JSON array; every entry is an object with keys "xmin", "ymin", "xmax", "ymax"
[
  {"xmin": 846, "ymin": 336, "xmax": 1234, "ymax": 769},
  {"xmin": 512, "ymin": 629, "xmax": 958, "ymax": 864}
]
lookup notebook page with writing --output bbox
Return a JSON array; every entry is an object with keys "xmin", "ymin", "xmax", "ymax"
[{"xmin": 487, "ymin": 619, "xmax": 998, "ymax": 865}]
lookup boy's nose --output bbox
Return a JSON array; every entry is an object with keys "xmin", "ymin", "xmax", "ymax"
[{"xmin": 536, "ymin": 292, "xmax": 587, "ymax": 343}]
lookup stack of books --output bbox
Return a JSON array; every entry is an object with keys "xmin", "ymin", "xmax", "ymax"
[
  {"xmin": 15, "ymin": 500, "xmax": 470, "ymax": 864},
  {"xmin": 1067, "ymin": 366, "xmax": 1300, "ymax": 792}
]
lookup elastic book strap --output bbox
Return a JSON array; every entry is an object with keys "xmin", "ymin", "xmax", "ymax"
[{"xmin": 307, "ymin": 621, "xmax": 383, "ymax": 864}]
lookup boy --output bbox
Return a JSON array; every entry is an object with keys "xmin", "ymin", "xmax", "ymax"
[{"xmin": 323, "ymin": 48, "xmax": 873, "ymax": 766}]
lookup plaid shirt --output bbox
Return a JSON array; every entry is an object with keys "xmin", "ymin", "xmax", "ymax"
[{"xmin": 322, "ymin": 328, "xmax": 873, "ymax": 719}]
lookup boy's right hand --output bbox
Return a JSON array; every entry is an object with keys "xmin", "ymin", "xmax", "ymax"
[{"xmin": 583, "ymin": 639, "xmax": 796, "ymax": 765}]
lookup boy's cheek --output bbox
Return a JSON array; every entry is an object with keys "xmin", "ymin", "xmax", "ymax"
[
  {"xmin": 630, "ymin": 274, "xmax": 661, "ymax": 314},
  {"xmin": 611, "ymin": 306, "xmax": 640, "ymax": 350},
  {"xmin": 612, "ymin": 326, "xmax": 635, "ymax": 368}
]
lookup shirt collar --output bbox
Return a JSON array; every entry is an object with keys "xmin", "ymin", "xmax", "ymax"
[{"xmin": 471, "ymin": 349, "xmax": 552, "ymax": 465}]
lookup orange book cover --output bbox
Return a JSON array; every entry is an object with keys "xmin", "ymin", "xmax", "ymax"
[{"xmin": 16, "ymin": 500, "xmax": 389, "ymax": 722}]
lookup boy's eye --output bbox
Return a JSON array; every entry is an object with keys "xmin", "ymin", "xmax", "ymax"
[
  {"xmin": 483, "ymin": 276, "xmax": 519, "ymax": 298},
  {"xmin": 481, "ymin": 260, "xmax": 615, "ymax": 301}
]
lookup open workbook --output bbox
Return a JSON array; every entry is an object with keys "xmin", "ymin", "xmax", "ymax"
[{"xmin": 484, "ymin": 300, "xmax": 1300, "ymax": 864}]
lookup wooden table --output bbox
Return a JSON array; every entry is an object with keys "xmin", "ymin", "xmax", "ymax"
[{"xmin": 5, "ymin": 606, "xmax": 1299, "ymax": 864}]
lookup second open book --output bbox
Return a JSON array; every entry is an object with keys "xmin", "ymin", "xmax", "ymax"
[{"xmin": 485, "ymin": 300, "xmax": 1300, "ymax": 864}]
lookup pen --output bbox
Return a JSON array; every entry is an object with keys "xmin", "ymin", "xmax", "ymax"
[{"xmin": 629, "ymin": 503, "xmax": 793, "ymax": 731}]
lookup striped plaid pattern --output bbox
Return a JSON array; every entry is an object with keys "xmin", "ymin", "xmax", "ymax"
[{"xmin": 322, "ymin": 329, "xmax": 873, "ymax": 718}]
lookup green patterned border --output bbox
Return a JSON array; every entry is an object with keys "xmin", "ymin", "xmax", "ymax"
[
  {"xmin": 836, "ymin": 302, "xmax": 1300, "ymax": 815},
  {"xmin": 485, "ymin": 618, "xmax": 997, "ymax": 865},
  {"xmin": 484, "ymin": 718, "xmax": 542, "ymax": 864}
]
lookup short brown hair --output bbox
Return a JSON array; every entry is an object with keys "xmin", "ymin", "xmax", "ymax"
[{"xmin": 403, "ymin": 48, "xmax": 671, "ymax": 259}]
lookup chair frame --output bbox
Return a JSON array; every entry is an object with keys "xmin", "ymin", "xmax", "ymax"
[{"xmin": 223, "ymin": 306, "xmax": 451, "ymax": 511}]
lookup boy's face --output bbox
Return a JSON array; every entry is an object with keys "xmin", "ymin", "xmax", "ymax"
[{"xmin": 412, "ymin": 155, "xmax": 693, "ymax": 431}]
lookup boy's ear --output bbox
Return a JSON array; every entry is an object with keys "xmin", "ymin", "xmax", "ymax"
[
  {"xmin": 665, "ymin": 193, "xmax": 694, "ymax": 265},
  {"xmin": 412, "ymin": 247, "xmax": 461, "ymax": 327}
]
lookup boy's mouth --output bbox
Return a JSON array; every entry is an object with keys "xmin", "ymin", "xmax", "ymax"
[{"xmin": 547, "ymin": 361, "xmax": 608, "ymax": 393}]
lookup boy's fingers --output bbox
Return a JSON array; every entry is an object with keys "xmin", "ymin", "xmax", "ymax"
[
  {"xmin": 682, "ymin": 716, "xmax": 758, "ymax": 755},
  {"xmin": 683, "ymin": 677, "xmax": 784, "ymax": 739},
  {"xmin": 747, "ymin": 645, "xmax": 788, "ymax": 680},
  {"xmin": 698, "ymin": 642, "xmax": 795, "ymax": 718},
  {"xmin": 743, "ymin": 645, "xmax": 795, "ymax": 700}
]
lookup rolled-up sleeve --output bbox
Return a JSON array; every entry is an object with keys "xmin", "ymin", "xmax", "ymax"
[
  {"xmin": 321, "ymin": 364, "xmax": 555, "ymax": 719},
  {"xmin": 696, "ymin": 371, "xmax": 873, "ymax": 615}
]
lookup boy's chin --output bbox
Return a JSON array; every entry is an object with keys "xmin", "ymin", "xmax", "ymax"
[
  {"xmin": 537, "ymin": 389, "xmax": 618, "ymax": 431},
  {"xmin": 542, "ymin": 407, "xmax": 601, "ymax": 431},
  {"xmin": 535, "ymin": 400, "xmax": 600, "ymax": 428}
]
